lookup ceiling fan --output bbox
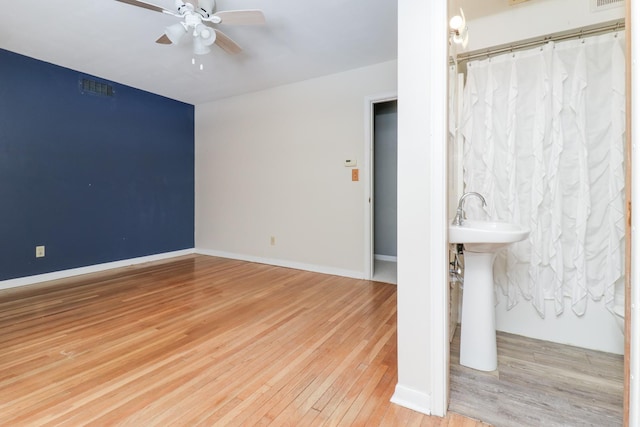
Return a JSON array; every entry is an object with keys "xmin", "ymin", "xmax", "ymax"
[{"xmin": 115, "ymin": 0, "xmax": 265, "ymax": 55}]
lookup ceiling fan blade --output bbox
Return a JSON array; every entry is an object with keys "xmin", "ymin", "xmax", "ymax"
[
  {"xmin": 114, "ymin": 0, "xmax": 168, "ymax": 13},
  {"xmin": 214, "ymin": 29, "xmax": 242, "ymax": 54},
  {"xmin": 197, "ymin": 0, "xmax": 214, "ymax": 17},
  {"xmin": 156, "ymin": 34, "xmax": 172, "ymax": 44},
  {"xmin": 213, "ymin": 10, "xmax": 265, "ymax": 25}
]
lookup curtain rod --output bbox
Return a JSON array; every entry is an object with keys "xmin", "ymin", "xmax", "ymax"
[{"xmin": 456, "ymin": 20, "xmax": 625, "ymax": 63}]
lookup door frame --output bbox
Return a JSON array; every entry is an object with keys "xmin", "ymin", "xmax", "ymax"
[
  {"xmin": 364, "ymin": 92, "xmax": 398, "ymax": 280},
  {"xmin": 628, "ymin": 1, "xmax": 639, "ymax": 424}
]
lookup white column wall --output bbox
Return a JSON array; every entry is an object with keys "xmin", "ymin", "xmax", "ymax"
[{"xmin": 392, "ymin": 0, "xmax": 448, "ymax": 416}]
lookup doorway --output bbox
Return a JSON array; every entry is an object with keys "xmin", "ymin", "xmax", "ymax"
[
  {"xmin": 372, "ymin": 100, "xmax": 398, "ymax": 284},
  {"xmin": 444, "ymin": 5, "xmax": 637, "ymax": 425},
  {"xmin": 365, "ymin": 96, "xmax": 398, "ymax": 283}
]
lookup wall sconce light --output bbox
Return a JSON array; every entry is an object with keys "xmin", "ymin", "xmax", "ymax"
[{"xmin": 449, "ymin": 8, "xmax": 469, "ymax": 49}]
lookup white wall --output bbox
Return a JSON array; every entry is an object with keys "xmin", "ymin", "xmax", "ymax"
[
  {"xmin": 450, "ymin": 0, "xmax": 626, "ymax": 355},
  {"xmin": 195, "ymin": 61, "xmax": 396, "ymax": 277},
  {"xmin": 495, "ymin": 296, "xmax": 624, "ymax": 354},
  {"xmin": 464, "ymin": 0, "xmax": 625, "ymax": 52}
]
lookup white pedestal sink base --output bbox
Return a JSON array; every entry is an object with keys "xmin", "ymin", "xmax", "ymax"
[
  {"xmin": 449, "ymin": 218, "xmax": 530, "ymax": 372},
  {"xmin": 460, "ymin": 251, "xmax": 498, "ymax": 371}
]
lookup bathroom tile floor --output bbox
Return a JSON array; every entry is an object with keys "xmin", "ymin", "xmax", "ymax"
[{"xmin": 449, "ymin": 328, "xmax": 624, "ymax": 427}]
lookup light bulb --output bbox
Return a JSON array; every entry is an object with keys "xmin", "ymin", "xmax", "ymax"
[
  {"xmin": 449, "ymin": 8, "xmax": 468, "ymax": 49},
  {"xmin": 450, "ymin": 15, "xmax": 464, "ymax": 31}
]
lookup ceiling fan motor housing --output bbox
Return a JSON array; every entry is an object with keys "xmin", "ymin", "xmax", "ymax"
[{"xmin": 185, "ymin": 13, "xmax": 202, "ymax": 29}]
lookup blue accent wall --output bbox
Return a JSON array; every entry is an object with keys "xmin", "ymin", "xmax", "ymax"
[{"xmin": 0, "ymin": 49, "xmax": 194, "ymax": 280}]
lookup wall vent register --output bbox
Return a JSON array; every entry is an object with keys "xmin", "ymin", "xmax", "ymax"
[
  {"xmin": 80, "ymin": 78, "xmax": 115, "ymax": 97},
  {"xmin": 591, "ymin": 0, "xmax": 624, "ymax": 11}
]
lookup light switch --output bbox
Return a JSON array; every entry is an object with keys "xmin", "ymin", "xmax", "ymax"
[{"xmin": 344, "ymin": 159, "xmax": 357, "ymax": 167}]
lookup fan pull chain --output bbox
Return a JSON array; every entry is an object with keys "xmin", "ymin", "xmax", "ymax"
[{"xmin": 191, "ymin": 57, "xmax": 204, "ymax": 71}]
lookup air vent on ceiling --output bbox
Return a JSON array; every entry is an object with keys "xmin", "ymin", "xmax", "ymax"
[
  {"xmin": 79, "ymin": 78, "xmax": 115, "ymax": 97},
  {"xmin": 591, "ymin": 0, "xmax": 624, "ymax": 12}
]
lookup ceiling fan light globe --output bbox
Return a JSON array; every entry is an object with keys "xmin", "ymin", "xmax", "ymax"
[
  {"xmin": 196, "ymin": 24, "xmax": 216, "ymax": 46},
  {"xmin": 193, "ymin": 37, "xmax": 211, "ymax": 55},
  {"xmin": 165, "ymin": 22, "xmax": 187, "ymax": 44}
]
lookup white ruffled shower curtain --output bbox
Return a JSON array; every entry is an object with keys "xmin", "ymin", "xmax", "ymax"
[{"xmin": 460, "ymin": 31, "xmax": 626, "ymax": 318}]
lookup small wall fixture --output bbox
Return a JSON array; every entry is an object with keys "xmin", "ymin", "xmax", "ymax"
[{"xmin": 449, "ymin": 8, "xmax": 469, "ymax": 49}]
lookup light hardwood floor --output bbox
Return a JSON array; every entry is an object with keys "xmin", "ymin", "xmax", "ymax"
[
  {"xmin": 449, "ymin": 327, "xmax": 624, "ymax": 426},
  {"xmin": 0, "ymin": 255, "xmax": 488, "ymax": 426}
]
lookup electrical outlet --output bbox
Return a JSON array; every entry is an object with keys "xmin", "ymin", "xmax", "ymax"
[
  {"xmin": 352, "ymin": 168, "xmax": 359, "ymax": 181},
  {"xmin": 270, "ymin": 236, "xmax": 276, "ymax": 246},
  {"xmin": 35, "ymin": 245, "xmax": 45, "ymax": 258}
]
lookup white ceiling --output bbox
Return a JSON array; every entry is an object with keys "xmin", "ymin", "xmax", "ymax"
[{"xmin": 0, "ymin": 0, "xmax": 397, "ymax": 105}]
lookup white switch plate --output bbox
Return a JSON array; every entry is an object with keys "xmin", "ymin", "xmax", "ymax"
[
  {"xmin": 36, "ymin": 245, "xmax": 45, "ymax": 258},
  {"xmin": 344, "ymin": 159, "xmax": 357, "ymax": 167}
]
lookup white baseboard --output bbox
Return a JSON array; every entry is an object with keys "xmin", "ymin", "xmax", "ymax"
[
  {"xmin": 374, "ymin": 254, "xmax": 398, "ymax": 262},
  {"xmin": 0, "ymin": 249, "xmax": 196, "ymax": 291},
  {"xmin": 390, "ymin": 384, "xmax": 431, "ymax": 415},
  {"xmin": 195, "ymin": 248, "xmax": 364, "ymax": 280}
]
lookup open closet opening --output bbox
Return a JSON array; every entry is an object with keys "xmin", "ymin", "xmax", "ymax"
[{"xmin": 368, "ymin": 99, "xmax": 398, "ymax": 284}]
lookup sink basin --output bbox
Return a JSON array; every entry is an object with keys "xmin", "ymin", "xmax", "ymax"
[{"xmin": 449, "ymin": 220, "xmax": 529, "ymax": 253}]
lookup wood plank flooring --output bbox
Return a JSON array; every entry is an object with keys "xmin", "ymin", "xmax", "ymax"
[
  {"xmin": 449, "ymin": 327, "xmax": 624, "ymax": 426},
  {"xmin": 0, "ymin": 255, "xmax": 487, "ymax": 426}
]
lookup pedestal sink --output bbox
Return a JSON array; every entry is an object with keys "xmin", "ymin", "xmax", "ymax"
[{"xmin": 449, "ymin": 220, "xmax": 529, "ymax": 371}]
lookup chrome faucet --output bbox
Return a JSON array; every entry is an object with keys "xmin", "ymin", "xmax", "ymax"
[{"xmin": 452, "ymin": 192, "xmax": 486, "ymax": 226}]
